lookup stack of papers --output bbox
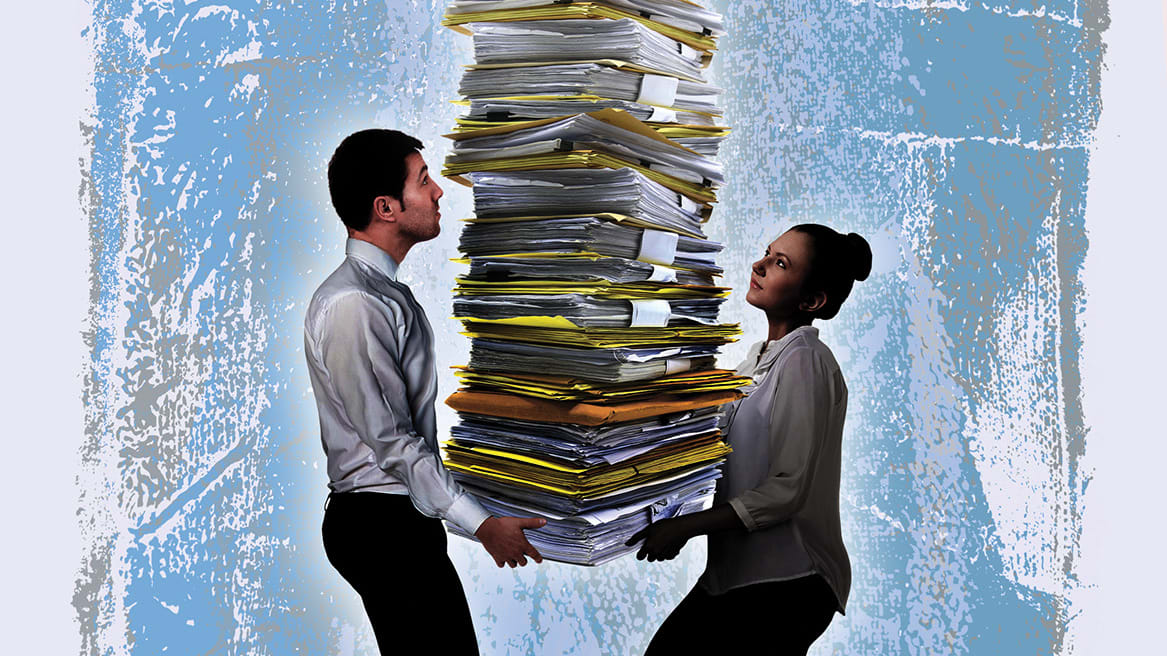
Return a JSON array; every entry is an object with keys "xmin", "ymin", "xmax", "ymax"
[
  {"xmin": 444, "ymin": 1, "xmax": 730, "ymax": 154},
  {"xmin": 459, "ymin": 62, "xmax": 724, "ymax": 115},
  {"xmin": 441, "ymin": 1, "xmax": 743, "ymax": 566}
]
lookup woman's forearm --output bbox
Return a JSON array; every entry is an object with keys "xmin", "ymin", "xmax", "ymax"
[
  {"xmin": 628, "ymin": 503, "xmax": 747, "ymax": 560},
  {"xmin": 674, "ymin": 503, "xmax": 746, "ymax": 539}
]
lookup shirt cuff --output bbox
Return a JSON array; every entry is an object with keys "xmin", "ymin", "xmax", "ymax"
[
  {"xmin": 445, "ymin": 492, "xmax": 492, "ymax": 536},
  {"xmin": 728, "ymin": 497, "xmax": 758, "ymax": 532}
]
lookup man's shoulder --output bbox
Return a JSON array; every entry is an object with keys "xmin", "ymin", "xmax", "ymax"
[
  {"xmin": 307, "ymin": 260, "xmax": 359, "ymax": 314},
  {"xmin": 306, "ymin": 263, "xmax": 410, "ymax": 332}
]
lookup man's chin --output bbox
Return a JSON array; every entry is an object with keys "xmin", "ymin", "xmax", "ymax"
[{"xmin": 402, "ymin": 223, "xmax": 441, "ymax": 244}]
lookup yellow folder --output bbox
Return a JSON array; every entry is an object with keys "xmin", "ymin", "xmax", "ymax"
[
  {"xmin": 442, "ymin": 3, "xmax": 718, "ymax": 56},
  {"xmin": 452, "ymin": 367, "xmax": 753, "ymax": 402},
  {"xmin": 458, "ymin": 319, "xmax": 741, "ymax": 348},
  {"xmin": 446, "ymin": 107, "xmax": 697, "ymax": 154},
  {"xmin": 446, "ymin": 388, "xmax": 743, "ymax": 425},
  {"xmin": 442, "ymin": 434, "xmax": 731, "ymax": 497},
  {"xmin": 452, "ymin": 278, "xmax": 730, "ymax": 299},
  {"xmin": 460, "ymin": 213, "xmax": 706, "ymax": 240},
  {"xmin": 451, "ymin": 116, "xmax": 729, "ymax": 140},
  {"xmin": 443, "ymin": 149, "xmax": 716, "ymax": 205},
  {"xmin": 465, "ymin": 58, "xmax": 707, "ymax": 84}
]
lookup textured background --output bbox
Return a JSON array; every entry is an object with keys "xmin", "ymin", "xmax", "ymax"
[{"xmin": 44, "ymin": 0, "xmax": 1140, "ymax": 653}]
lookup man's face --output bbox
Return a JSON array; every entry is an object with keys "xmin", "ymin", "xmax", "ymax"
[{"xmin": 393, "ymin": 151, "xmax": 443, "ymax": 243}]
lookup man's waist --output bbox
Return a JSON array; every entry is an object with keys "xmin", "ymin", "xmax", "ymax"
[{"xmin": 328, "ymin": 478, "xmax": 409, "ymax": 496}]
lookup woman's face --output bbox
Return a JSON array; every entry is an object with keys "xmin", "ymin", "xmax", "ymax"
[{"xmin": 746, "ymin": 230, "xmax": 815, "ymax": 316}]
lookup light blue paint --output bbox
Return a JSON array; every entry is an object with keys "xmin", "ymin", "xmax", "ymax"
[{"xmin": 79, "ymin": 0, "xmax": 1102, "ymax": 654}]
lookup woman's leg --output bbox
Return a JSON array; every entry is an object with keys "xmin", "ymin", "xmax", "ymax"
[
  {"xmin": 694, "ymin": 575, "xmax": 838, "ymax": 655},
  {"xmin": 643, "ymin": 575, "xmax": 837, "ymax": 656},
  {"xmin": 643, "ymin": 584, "xmax": 721, "ymax": 655},
  {"xmin": 779, "ymin": 575, "xmax": 838, "ymax": 653}
]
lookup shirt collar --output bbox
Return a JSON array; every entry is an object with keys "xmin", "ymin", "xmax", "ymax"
[
  {"xmin": 748, "ymin": 325, "xmax": 819, "ymax": 378},
  {"xmin": 346, "ymin": 237, "xmax": 399, "ymax": 281}
]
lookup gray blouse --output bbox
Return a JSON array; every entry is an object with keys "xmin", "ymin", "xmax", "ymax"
[{"xmin": 697, "ymin": 325, "xmax": 851, "ymax": 613}]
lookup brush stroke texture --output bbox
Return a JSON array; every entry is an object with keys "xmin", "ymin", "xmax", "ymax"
[{"xmin": 77, "ymin": 1, "xmax": 1104, "ymax": 653}]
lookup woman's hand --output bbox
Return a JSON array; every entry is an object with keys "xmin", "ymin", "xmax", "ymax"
[
  {"xmin": 626, "ymin": 517, "xmax": 695, "ymax": 562},
  {"xmin": 626, "ymin": 505, "xmax": 746, "ymax": 562}
]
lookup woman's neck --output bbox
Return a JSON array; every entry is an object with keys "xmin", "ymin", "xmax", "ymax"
[{"xmin": 765, "ymin": 315, "xmax": 812, "ymax": 342}]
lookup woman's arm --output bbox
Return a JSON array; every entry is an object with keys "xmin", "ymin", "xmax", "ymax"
[
  {"xmin": 729, "ymin": 347, "xmax": 834, "ymax": 531},
  {"xmin": 627, "ymin": 347, "xmax": 835, "ymax": 560},
  {"xmin": 627, "ymin": 503, "xmax": 745, "ymax": 561}
]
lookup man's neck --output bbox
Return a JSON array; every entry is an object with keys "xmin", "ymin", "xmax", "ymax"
[{"xmin": 348, "ymin": 231, "xmax": 413, "ymax": 265}]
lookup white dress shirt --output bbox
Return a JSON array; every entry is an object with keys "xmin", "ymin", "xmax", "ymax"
[
  {"xmin": 303, "ymin": 238, "xmax": 491, "ymax": 535},
  {"xmin": 698, "ymin": 325, "xmax": 852, "ymax": 613}
]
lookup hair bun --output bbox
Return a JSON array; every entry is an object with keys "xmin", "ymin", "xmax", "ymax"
[{"xmin": 845, "ymin": 232, "xmax": 872, "ymax": 282}]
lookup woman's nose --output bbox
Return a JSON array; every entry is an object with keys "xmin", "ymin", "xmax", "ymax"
[{"xmin": 752, "ymin": 259, "xmax": 764, "ymax": 274}]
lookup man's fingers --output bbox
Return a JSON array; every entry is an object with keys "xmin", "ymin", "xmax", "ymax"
[
  {"xmin": 519, "ymin": 517, "xmax": 547, "ymax": 530},
  {"xmin": 521, "ymin": 537, "xmax": 543, "ymax": 562}
]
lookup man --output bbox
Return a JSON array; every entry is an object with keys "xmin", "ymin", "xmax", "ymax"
[{"xmin": 304, "ymin": 129, "xmax": 545, "ymax": 654}]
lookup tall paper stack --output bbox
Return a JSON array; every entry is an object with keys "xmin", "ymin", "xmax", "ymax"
[{"xmin": 440, "ymin": 0, "xmax": 747, "ymax": 565}]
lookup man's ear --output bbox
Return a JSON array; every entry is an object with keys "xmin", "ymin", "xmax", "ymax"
[
  {"xmin": 370, "ymin": 195, "xmax": 399, "ymax": 224},
  {"xmin": 800, "ymin": 290, "xmax": 828, "ymax": 313}
]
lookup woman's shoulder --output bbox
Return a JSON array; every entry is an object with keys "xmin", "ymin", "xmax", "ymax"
[{"xmin": 780, "ymin": 327, "xmax": 839, "ymax": 367}]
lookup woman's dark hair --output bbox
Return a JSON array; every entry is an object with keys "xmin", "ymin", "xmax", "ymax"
[
  {"xmin": 327, "ymin": 129, "xmax": 423, "ymax": 232},
  {"xmin": 789, "ymin": 223, "xmax": 872, "ymax": 320}
]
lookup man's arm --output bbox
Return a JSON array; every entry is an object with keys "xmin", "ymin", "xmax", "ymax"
[{"xmin": 319, "ymin": 292, "xmax": 544, "ymax": 565}]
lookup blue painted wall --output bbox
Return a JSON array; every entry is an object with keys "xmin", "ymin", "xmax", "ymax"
[{"xmin": 77, "ymin": 1, "xmax": 1104, "ymax": 653}]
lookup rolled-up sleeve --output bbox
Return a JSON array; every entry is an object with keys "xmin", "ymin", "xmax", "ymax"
[
  {"xmin": 728, "ymin": 347, "xmax": 833, "ymax": 531},
  {"xmin": 318, "ymin": 291, "xmax": 491, "ymax": 535}
]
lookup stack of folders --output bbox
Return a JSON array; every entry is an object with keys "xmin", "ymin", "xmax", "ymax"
[
  {"xmin": 443, "ymin": 0, "xmax": 730, "ymax": 155},
  {"xmin": 440, "ymin": 0, "xmax": 748, "ymax": 566}
]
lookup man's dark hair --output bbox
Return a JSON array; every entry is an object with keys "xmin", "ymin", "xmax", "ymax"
[{"xmin": 327, "ymin": 129, "xmax": 424, "ymax": 232}]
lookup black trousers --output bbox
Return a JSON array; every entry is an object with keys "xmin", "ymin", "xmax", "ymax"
[
  {"xmin": 644, "ymin": 574, "xmax": 838, "ymax": 656},
  {"xmin": 322, "ymin": 492, "xmax": 479, "ymax": 655}
]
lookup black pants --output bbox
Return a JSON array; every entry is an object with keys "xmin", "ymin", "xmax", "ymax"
[
  {"xmin": 322, "ymin": 492, "xmax": 479, "ymax": 655},
  {"xmin": 644, "ymin": 574, "xmax": 838, "ymax": 656}
]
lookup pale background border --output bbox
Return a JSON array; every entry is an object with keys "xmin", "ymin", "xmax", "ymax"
[{"xmin": 1, "ymin": 1, "xmax": 1164, "ymax": 652}]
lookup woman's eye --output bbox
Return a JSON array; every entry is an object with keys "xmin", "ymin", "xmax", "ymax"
[{"xmin": 777, "ymin": 260, "xmax": 786, "ymax": 269}]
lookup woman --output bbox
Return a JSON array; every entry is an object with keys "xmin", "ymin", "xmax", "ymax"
[{"xmin": 628, "ymin": 223, "xmax": 872, "ymax": 655}]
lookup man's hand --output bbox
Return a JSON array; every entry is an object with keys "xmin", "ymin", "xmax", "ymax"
[
  {"xmin": 626, "ymin": 517, "xmax": 695, "ymax": 562},
  {"xmin": 475, "ymin": 516, "xmax": 546, "ymax": 568}
]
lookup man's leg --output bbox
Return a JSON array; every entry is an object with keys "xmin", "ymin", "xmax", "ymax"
[{"xmin": 322, "ymin": 492, "xmax": 479, "ymax": 655}]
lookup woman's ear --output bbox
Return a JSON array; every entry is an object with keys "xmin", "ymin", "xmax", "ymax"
[{"xmin": 800, "ymin": 290, "xmax": 828, "ymax": 313}]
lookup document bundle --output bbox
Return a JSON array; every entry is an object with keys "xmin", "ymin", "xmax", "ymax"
[{"xmin": 440, "ymin": 0, "xmax": 746, "ymax": 565}]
